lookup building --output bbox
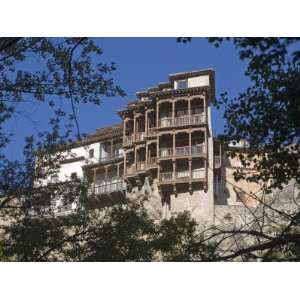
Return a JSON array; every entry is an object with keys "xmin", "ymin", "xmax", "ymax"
[{"xmin": 39, "ymin": 69, "xmax": 263, "ymax": 226}]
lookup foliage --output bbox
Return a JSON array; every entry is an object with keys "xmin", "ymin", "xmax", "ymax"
[
  {"xmin": 208, "ymin": 38, "xmax": 300, "ymax": 191},
  {"xmin": 0, "ymin": 38, "xmax": 217, "ymax": 261},
  {"xmin": 1, "ymin": 201, "xmax": 216, "ymax": 262},
  {"xmin": 176, "ymin": 37, "xmax": 300, "ymax": 261}
]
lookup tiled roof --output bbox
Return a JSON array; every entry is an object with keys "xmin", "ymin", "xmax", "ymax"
[{"xmin": 86, "ymin": 123, "xmax": 123, "ymax": 142}]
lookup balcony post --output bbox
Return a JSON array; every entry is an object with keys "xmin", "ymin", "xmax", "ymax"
[
  {"xmin": 188, "ymin": 97, "xmax": 191, "ymax": 117},
  {"xmin": 123, "ymin": 119, "xmax": 127, "ymax": 145},
  {"xmin": 110, "ymin": 139, "xmax": 113, "ymax": 159},
  {"xmin": 158, "ymin": 162, "xmax": 160, "ymax": 181},
  {"xmin": 205, "ymin": 129, "xmax": 207, "ymax": 155},
  {"xmin": 134, "ymin": 147, "xmax": 137, "ymax": 170},
  {"xmin": 172, "ymin": 99, "xmax": 175, "ymax": 125},
  {"xmin": 173, "ymin": 133, "xmax": 175, "ymax": 158},
  {"xmin": 145, "ymin": 110, "xmax": 148, "ymax": 137},
  {"xmin": 124, "ymin": 152, "xmax": 127, "ymax": 177},
  {"xmin": 189, "ymin": 158, "xmax": 192, "ymax": 179},
  {"xmin": 219, "ymin": 142, "xmax": 222, "ymax": 165},
  {"xmin": 146, "ymin": 143, "xmax": 148, "ymax": 166},
  {"xmin": 105, "ymin": 166, "xmax": 108, "ymax": 181},
  {"xmin": 157, "ymin": 135, "xmax": 160, "ymax": 158},
  {"xmin": 133, "ymin": 114, "xmax": 137, "ymax": 141},
  {"xmin": 156, "ymin": 100, "xmax": 159, "ymax": 128},
  {"xmin": 117, "ymin": 163, "xmax": 120, "ymax": 178},
  {"xmin": 203, "ymin": 96, "xmax": 206, "ymax": 122},
  {"xmin": 173, "ymin": 160, "xmax": 176, "ymax": 181},
  {"xmin": 189, "ymin": 131, "xmax": 192, "ymax": 155}
]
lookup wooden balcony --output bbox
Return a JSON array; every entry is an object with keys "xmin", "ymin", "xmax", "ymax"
[
  {"xmin": 135, "ymin": 132, "xmax": 145, "ymax": 143},
  {"xmin": 147, "ymin": 127, "xmax": 157, "ymax": 138},
  {"xmin": 160, "ymin": 172, "xmax": 173, "ymax": 182},
  {"xmin": 190, "ymin": 114, "xmax": 206, "ymax": 125},
  {"xmin": 159, "ymin": 147, "xmax": 173, "ymax": 158},
  {"xmin": 28, "ymin": 202, "xmax": 76, "ymax": 217},
  {"xmin": 159, "ymin": 114, "xmax": 206, "ymax": 129},
  {"xmin": 158, "ymin": 118, "xmax": 173, "ymax": 128},
  {"xmin": 174, "ymin": 115, "xmax": 190, "ymax": 127},
  {"xmin": 192, "ymin": 169, "xmax": 206, "ymax": 180},
  {"xmin": 159, "ymin": 144, "xmax": 205, "ymax": 159},
  {"xmin": 159, "ymin": 169, "xmax": 206, "ymax": 184},
  {"xmin": 175, "ymin": 146, "xmax": 190, "ymax": 156},
  {"xmin": 124, "ymin": 135, "xmax": 134, "ymax": 147},
  {"xmin": 99, "ymin": 153, "xmax": 124, "ymax": 163},
  {"xmin": 93, "ymin": 179, "xmax": 126, "ymax": 195},
  {"xmin": 191, "ymin": 144, "xmax": 206, "ymax": 156},
  {"xmin": 147, "ymin": 156, "xmax": 157, "ymax": 168},
  {"xmin": 136, "ymin": 161, "xmax": 146, "ymax": 172},
  {"xmin": 176, "ymin": 170, "xmax": 190, "ymax": 180},
  {"xmin": 126, "ymin": 165, "xmax": 136, "ymax": 176}
]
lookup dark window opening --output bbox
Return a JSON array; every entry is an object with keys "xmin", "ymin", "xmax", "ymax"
[{"xmin": 89, "ymin": 149, "xmax": 94, "ymax": 158}]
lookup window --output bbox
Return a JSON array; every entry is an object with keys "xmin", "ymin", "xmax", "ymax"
[
  {"xmin": 89, "ymin": 149, "xmax": 94, "ymax": 158},
  {"xmin": 50, "ymin": 174, "xmax": 58, "ymax": 183},
  {"xmin": 177, "ymin": 79, "xmax": 188, "ymax": 89},
  {"xmin": 71, "ymin": 172, "xmax": 77, "ymax": 180}
]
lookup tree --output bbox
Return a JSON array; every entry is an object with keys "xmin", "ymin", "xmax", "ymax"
[
  {"xmin": 0, "ymin": 38, "xmax": 216, "ymax": 262},
  {"xmin": 175, "ymin": 37, "xmax": 300, "ymax": 261},
  {"xmin": 0, "ymin": 38, "xmax": 125, "ymax": 260},
  {"xmin": 208, "ymin": 38, "xmax": 300, "ymax": 191}
]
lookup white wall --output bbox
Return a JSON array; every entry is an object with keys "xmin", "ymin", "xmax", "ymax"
[
  {"xmin": 174, "ymin": 75, "xmax": 210, "ymax": 89},
  {"xmin": 40, "ymin": 141, "xmax": 101, "ymax": 185}
]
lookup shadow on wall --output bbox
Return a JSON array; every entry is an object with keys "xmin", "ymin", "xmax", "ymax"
[{"xmin": 214, "ymin": 154, "xmax": 231, "ymax": 205}]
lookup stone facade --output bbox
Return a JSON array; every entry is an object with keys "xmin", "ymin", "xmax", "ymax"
[{"xmin": 39, "ymin": 69, "xmax": 275, "ymax": 227}]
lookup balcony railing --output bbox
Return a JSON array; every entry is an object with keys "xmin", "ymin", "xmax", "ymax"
[
  {"xmin": 159, "ymin": 144, "xmax": 205, "ymax": 158},
  {"xmin": 126, "ymin": 165, "xmax": 136, "ymax": 175},
  {"xmin": 159, "ymin": 114, "xmax": 206, "ymax": 129},
  {"xmin": 147, "ymin": 127, "xmax": 157, "ymax": 137},
  {"xmin": 191, "ymin": 144, "xmax": 206, "ymax": 155},
  {"xmin": 135, "ymin": 132, "xmax": 145, "ymax": 142},
  {"xmin": 28, "ymin": 202, "xmax": 76, "ymax": 217},
  {"xmin": 159, "ymin": 169, "xmax": 206, "ymax": 182},
  {"xmin": 176, "ymin": 170, "xmax": 190, "ymax": 178},
  {"xmin": 175, "ymin": 146, "xmax": 190, "ymax": 156},
  {"xmin": 159, "ymin": 147, "xmax": 173, "ymax": 158},
  {"xmin": 147, "ymin": 156, "xmax": 157, "ymax": 168},
  {"xmin": 174, "ymin": 115, "xmax": 190, "ymax": 127},
  {"xmin": 192, "ymin": 169, "xmax": 206, "ymax": 179},
  {"xmin": 158, "ymin": 118, "xmax": 173, "ymax": 128},
  {"xmin": 94, "ymin": 179, "xmax": 126, "ymax": 195},
  {"xmin": 190, "ymin": 114, "xmax": 206, "ymax": 125},
  {"xmin": 160, "ymin": 172, "xmax": 173, "ymax": 181},
  {"xmin": 99, "ymin": 153, "xmax": 124, "ymax": 163},
  {"xmin": 136, "ymin": 161, "xmax": 146, "ymax": 172},
  {"xmin": 124, "ymin": 135, "xmax": 134, "ymax": 146}
]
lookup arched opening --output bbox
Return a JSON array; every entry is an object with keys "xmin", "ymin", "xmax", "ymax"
[
  {"xmin": 159, "ymin": 134, "xmax": 173, "ymax": 158},
  {"xmin": 191, "ymin": 130, "xmax": 205, "ymax": 155},
  {"xmin": 191, "ymin": 158, "xmax": 205, "ymax": 179},
  {"xmin": 136, "ymin": 147, "xmax": 146, "ymax": 171},
  {"xmin": 175, "ymin": 132, "xmax": 189, "ymax": 156},
  {"xmin": 124, "ymin": 119, "xmax": 134, "ymax": 146},
  {"xmin": 190, "ymin": 97, "xmax": 205, "ymax": 125},
  {"xmin": 174, "ymin": 99, "xmax": 189, "ymax": 126},
  {"xmin": 147, "ymin": 110, "xmax": 156, "ymax": 136},
  {"xmin": 160, "ymin": 160, "xmax": 173, "ymax": 182},
  {"xmin": 147, "ymin": 142, "xmax": 157, "ymax": 167},
  {"xmin": 126, "ymin": 150, "xmax": 135, "ymax": 175},
  {"xmin": 135, "ymin": 115, "xmax": 145, "ymax": 141},
  {"xmin": 159, "ymin": 102, "xmax": 172, "ymax": 128}
]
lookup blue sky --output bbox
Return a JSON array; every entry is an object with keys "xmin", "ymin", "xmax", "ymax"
[{"xmin": 5, "ymin": 38, "xmax": 251, "ymax": 160}]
